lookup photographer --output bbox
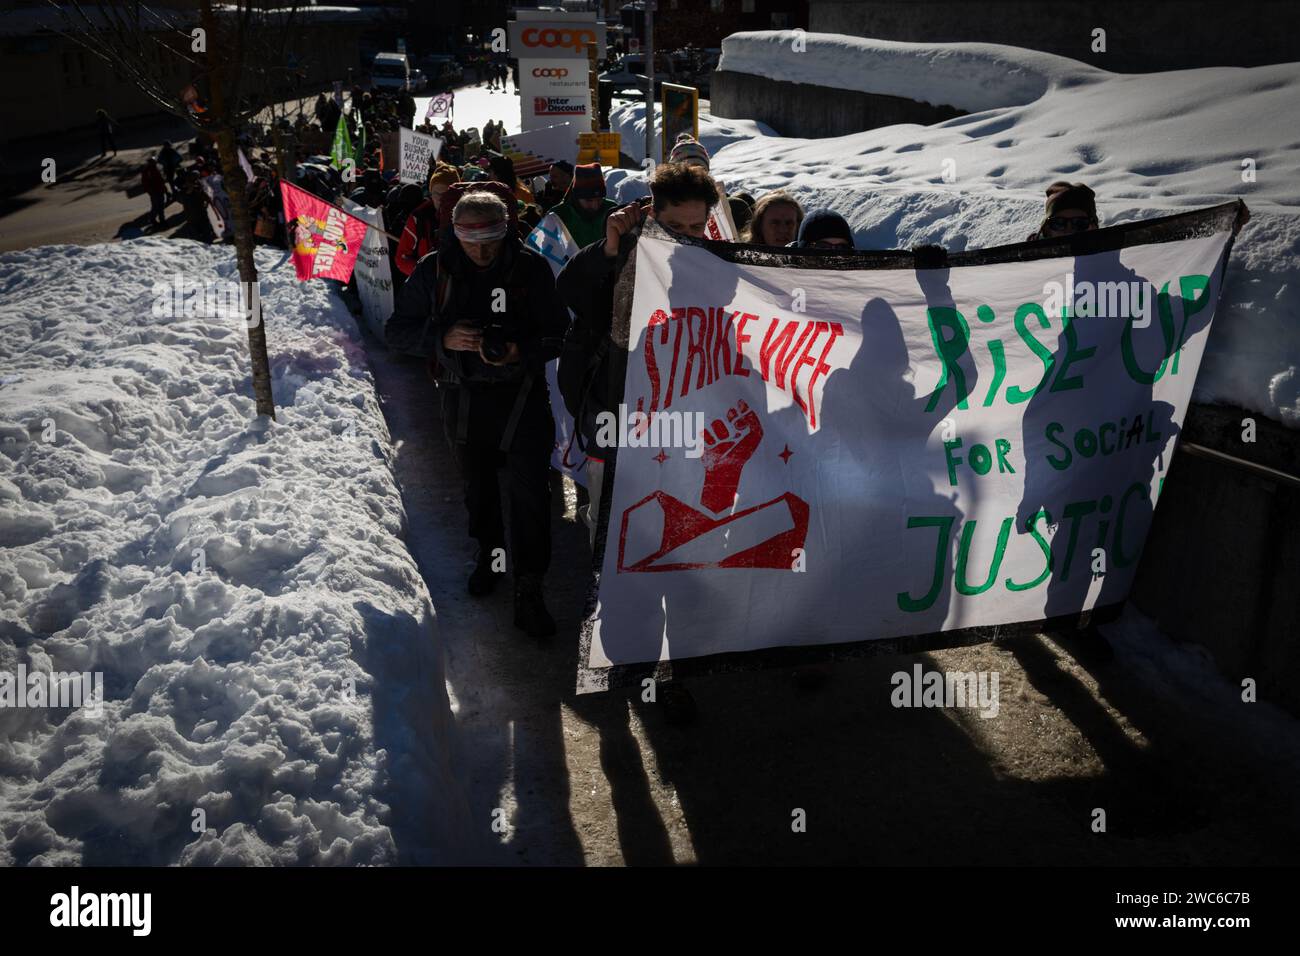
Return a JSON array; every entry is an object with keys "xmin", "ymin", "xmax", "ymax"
[{"xmin": 385, "ymin": 190, "xmax": 569, "ymax": 639}]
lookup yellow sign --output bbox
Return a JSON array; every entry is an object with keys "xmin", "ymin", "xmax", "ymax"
[
  {"xmin": 660, "ymin": 83, "xmax": 700, "ymax": 164},
  {"xmin": 576, "ymin": 132, "xmax": 621, "ymax": 166}
]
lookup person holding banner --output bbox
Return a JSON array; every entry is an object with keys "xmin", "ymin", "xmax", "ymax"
[
  {"xmin": 385, "ymin": 190, "xmax": 570, "ymax": 640},
  {"xmin": 744, "ymin": 192, "xmax": 804, "ymax": 247},
  {"xmin": 557, "ymin": 162, "xmax": 719, "ymax": 545},
  {"xmin": 1029, "ymin": 181, "xmax": 1100, "ymax": 241},
  {"xmin": 788, "ymin": 209, "xmax": 857, "ymax": 250}
]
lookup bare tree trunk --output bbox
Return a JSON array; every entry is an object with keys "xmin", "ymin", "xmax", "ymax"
[
  {"xmin": 203, "ymin": 0, "xmax": 276, "ymax": 421},
  {"xmin": 214, "ymin": 130, "xmax": 276, "ymax": 420}
]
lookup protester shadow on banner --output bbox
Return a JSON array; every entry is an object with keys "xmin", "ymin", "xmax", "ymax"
[{"xmin": 1015, "ymin": 250, "xmax": 1218, "ymax": 644}]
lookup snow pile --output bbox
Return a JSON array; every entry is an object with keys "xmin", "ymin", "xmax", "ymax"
[
  {"xmin": 605, "ymin": 104, "xmax": 775, "ymax": 177},
  {"xmin": 716, "ymin": 30, "xmax": 1106, "ymax": 112},
  {"xmin": 0, "ymin": 240, "xmax": 473, "ymax": 865},
  {"xmin": 608, "ymin": 34, "xmax": 1300, "ymax": 426}
]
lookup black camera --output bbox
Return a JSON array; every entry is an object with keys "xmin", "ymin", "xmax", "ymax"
[{"xmin": 479, "ymin": 322, "xmax": 512, "ymax": 363}]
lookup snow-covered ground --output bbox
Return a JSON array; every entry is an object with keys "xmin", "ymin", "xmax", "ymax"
[
  {"xmin": 607, "ymin": 32, "xmax": 1300, "ymax": 427},
  {"xmin": 0, "ymin": 240, "xmax": 472, "ymax": 865}
]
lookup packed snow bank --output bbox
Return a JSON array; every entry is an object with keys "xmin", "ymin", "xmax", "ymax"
[
  {"xmin": 608, "ymin": 36, "xmax": 1300, "ymax": 426},
  {"xmin": 605, "ymin": 101, "xmax": 775, "ymax": 175},
  {"xmin": 717, "ymin": 30, "xmax": 1109, "ymax": 112},
  {"xmin": 0, "ymin": 240, "xmax": 473, "ymax": 865}
]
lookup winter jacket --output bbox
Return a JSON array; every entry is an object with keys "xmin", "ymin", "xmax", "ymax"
[
  {"xmin": 555, "ymin": 230, "xmax": 638, "ymax": 457},
  {"xmin": 141, "ymin": 163, "xmax": 166, "ymax": 196},
  {"xmin": 383, "ymin": 236, "xmax": 570, "ymax": 452},
  {"xmin": 554, "ymin": 196, "xmax": 618, "ymax": 251},
  {"xmin": 395, "ymin": 199, "xmax": 440, "ymax": 276}
]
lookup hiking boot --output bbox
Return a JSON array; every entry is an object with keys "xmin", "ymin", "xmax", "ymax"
[
  {"xmin": 659, "ymin": 681, "xmax": 698, "ymax": 726},
  {"xmin": 513, "ymin": 574, "xmax": 556, "ymax": 639},
  {"xmin": 467, "ymin": 550, "xmax": 500, "ymax": 597}
]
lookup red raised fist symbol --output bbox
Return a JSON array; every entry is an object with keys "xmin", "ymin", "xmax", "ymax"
[{"xmin": 700, "ymin": 399, "xmax": 763, "ymax": 514}]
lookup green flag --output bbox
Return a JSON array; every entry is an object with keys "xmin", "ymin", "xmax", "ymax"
[{"xmin": 330, "ymin": 113, "xmax": 353, "ymax": 171}]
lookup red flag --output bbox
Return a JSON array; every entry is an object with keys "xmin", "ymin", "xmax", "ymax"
[{"xmin": 280, "ymin": 181, "xmax": 369, "ymax": 282}]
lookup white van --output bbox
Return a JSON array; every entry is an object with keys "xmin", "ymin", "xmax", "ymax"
[{"xmin": 371, "ymin": 52, "xmax": 411, "ymax": 91}]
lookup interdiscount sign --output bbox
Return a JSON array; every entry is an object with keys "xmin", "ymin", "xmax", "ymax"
[{"xmin": 576, "ymin": 202, "xmax": 1249, "ymax": 693}]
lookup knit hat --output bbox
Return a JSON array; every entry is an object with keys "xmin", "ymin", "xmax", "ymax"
[
  {"xmin": 567, "ymin": 162, "xmax": 606, "ymax": 201},
  {"xmin": 428, "ymin": 162, "xmax": 460, "ymax": 190},
  {"xmin": 1044, "ymin": 181, "xmax": 1097, "ymax": 220},
  {"xmin": 793, "ymin": 209, "xmax": 854, "ymax": 248},
  {"xmin": 668, "ymin": 133, "xmax": 709, "ymax": 170}
]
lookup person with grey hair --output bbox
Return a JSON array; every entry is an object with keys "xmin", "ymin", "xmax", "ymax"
[{"xmin": 385, "ymin": 184, "xmax": 571, "ymax": 638}]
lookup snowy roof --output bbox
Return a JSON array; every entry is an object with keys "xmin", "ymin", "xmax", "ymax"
[
  {"xmin": 717, "ymin": 30, "xmax": 1111, "ymax": 113},
  {"xmin": 0, "ymin": 5, "xmax": 195, "ymax": 37}
]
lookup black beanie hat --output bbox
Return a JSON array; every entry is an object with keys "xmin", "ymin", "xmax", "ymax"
[{"xmin": 794, "ymin": 209, "xmax": 854, "ymax": 247}]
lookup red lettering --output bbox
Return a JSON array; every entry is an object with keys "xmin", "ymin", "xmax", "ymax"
[
  {"xmin": 789, "ymin": 321, "xmax": 827, "ymax": 420},
  {"xmin": 805, "ymin": 322, "xmax": 844, "ymax": 430},
  {"xmin": 663, "ymin": 307, "xmax": 686, "ymax": 407},
  {"xmin": 681, "ymin": 306, "xmax": 708, "ymax": 397},
  {"xmin": 643, "ymin": 309, "xmax": 670, "ymax": 413},
  {"xmin": 733, "ymin": 312, "xmax": 755, "ymax": 376}
]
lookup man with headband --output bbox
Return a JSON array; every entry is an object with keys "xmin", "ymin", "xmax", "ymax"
[{"xmin": 386, "ymin": 188, "xmax": 570, "ymax": 639}]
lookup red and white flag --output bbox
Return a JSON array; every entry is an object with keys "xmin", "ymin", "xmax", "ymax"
[{"xmin": 280, "ymin": 181, "xmax": 370, "ymax": 282}]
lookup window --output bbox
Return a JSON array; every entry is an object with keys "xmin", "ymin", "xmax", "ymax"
[
  {"xmin": 771, "ymin": 12, "xmax": 790, "ymax": 28},
  {"xmin": 742, "ymin": 0, "xmax": 755, "ymax": 11},
  {"xmin": 710, "ymin": 0, "xmax": 724, "ymax": 12}
]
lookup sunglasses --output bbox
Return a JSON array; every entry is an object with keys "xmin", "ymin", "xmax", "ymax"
[{"xmin": 1047, "ymin": 215, "xmax": 1093, "ymax": 233}]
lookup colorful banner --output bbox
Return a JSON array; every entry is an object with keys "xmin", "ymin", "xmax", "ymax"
[
  {"xmin": 524, "ymin": 211, "xmax": 588, "ymax": 484},
  {"xmin": 502, "ymin": 122, "xmax": 579, "ymax": 179},
  {"xmin": 576, "ymin": 203, "xmax": 1248, "ymax": 692},
  {"xmin": 399, "ymin": 128, "xmax": 444, "ymax": 184},
  {"xmin": 342, "ymin": 199, "xmax": 394, "ymax": 337},
  {"xmin": 281, "ymin": 181, "xmax": 369, "ymax": 282}
]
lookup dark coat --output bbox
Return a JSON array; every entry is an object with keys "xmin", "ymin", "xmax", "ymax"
[
  {"xmin": 554, "ymin": 231, "xmax": 637, "ymax": 457},
  {"xmin": 385, "ymin": 236, "xmax": 570, "ymax": 452}
]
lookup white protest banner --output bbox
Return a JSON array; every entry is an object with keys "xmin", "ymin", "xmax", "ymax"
[
  {"xmin": 577, "ymin": 202, "xmax": 1249, "ymax": 693},
  {"xmin": 399, "ymin": 128, "xmax": 443, "ymax": 185},
  {"xmin": 341, "ymin": 199, "xmax": 394, "ymax": 339},
  {"xmin": 524, "ymin": 211, "xmax": 587, "ymax": 484},
  {"xmin": 502, "ymin": 121, "xmax": 578, "ymax": 179}
]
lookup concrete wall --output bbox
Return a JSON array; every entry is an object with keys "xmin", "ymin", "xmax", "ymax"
[
  {"xmin": 710, "ymin": 69, "xmax": 964, "ymax": 138},
  {"xmin": 809, "ymin": 0, "xmax": 1300, "ymax": 73},
  {"xmin": 1130, "ymin": 403, "xmax": 1300, "ymax": 717}
]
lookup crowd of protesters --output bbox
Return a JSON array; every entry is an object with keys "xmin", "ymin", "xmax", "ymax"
[
  {"xmin": 117, "ymin": 75, "xmax": 1103, "ymax": 712},
  {"xmin": 378, "ymin": 118, "xmax": 1104, "ymax": 715}
]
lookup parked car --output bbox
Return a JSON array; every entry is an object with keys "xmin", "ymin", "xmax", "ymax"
[
  {"xmin": 371, "ymin": 52, "xmax": 410, "ymax": 90},
  {"xmin": 409, "ymin": 68, "xmax": 428, "ymax": 92}
]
